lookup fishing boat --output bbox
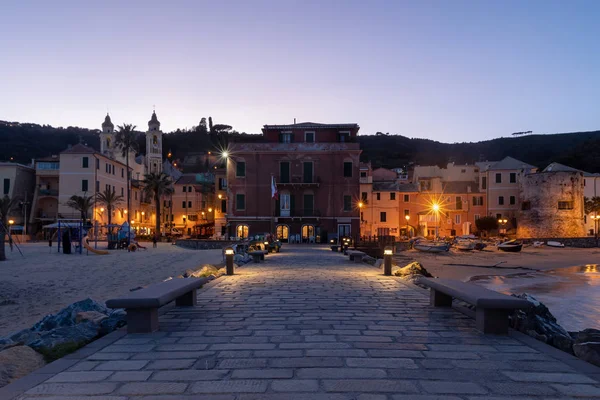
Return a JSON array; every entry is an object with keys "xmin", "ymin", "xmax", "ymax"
[
  {"xmin": 413, "ymin": 240, "xmax": 450, "ymax": 253},
  {"xmin": 455, "ymin": 240, "xmax": 475, "ymax": 251},
  {"xmin": 498, "ymin": 239, "xmax": 523, "ymax": 252},
  {"xmin": 547, "ymin": 241, "xmax": 565, "ymax": 248}
]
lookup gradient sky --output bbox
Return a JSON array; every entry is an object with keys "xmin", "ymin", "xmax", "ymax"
[{"xmin": 1, "ymin": 0, "xmax": 599, "ymax": 142}]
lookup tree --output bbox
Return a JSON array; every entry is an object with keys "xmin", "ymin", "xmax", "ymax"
[
  {"xmin": 95, "ymin": 188, "xmax": 124, "ymax": 233},
  {"xmin": 584, "ymin": 196, "xmax": 600, "ymax": 215},
  {"xmin": 208, "ymin": 117, "xmax": 214, "ymax": 135},
  {"xmin": 65, "ymin": 195, "xmax": 94, "ymax": 221},
  {"xmin": 0, "ymin": 195, "xmax": 19, "ymax": 261},
  {"xmin": 142, "ymin": 172, "xmax": 173, "ymax": 237},
  {"xmin": 475, "ymin": 216, "xmax": 498, "ymax": 235},
  {"xmin": 115, "ymin": 124, "xmax": 139, "ymax": 243},
  {"xmin": 212, "ymin": 124, "xmax": 232, "ymax": 135},
  {"xmin": 198, "ymin": 118, "xmax": 207, "ymax": 135}
]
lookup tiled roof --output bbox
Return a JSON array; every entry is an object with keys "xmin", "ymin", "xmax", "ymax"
[
  {"xmin": 372, "ymin": 182, "xmax": 419, "ymax": 192},
  {"xmin": 263, "ymin": 122, "xmax": 359, "ymax": 130},
  {"xmin": 485, "ymin": 156, "xmax": 536, "ymax": 171},
  {"xmin": 60, "ymin": 144, "xmax": 96, "ymax": 154},
  {"xmin": 543, "ymin": 162, "xmax": 586, "ymax": 174},
  {"xmin": 175, "ymin": 174, "xmax": 199, "ymax": 185},
  {"xmin": 442, "ymin": 181, "xmax": 480, "ymax": 194}
]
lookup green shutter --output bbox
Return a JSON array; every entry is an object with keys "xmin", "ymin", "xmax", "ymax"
[{"xmin": 280, "ymin": 162, "xmax": 290, "ymax": 183}]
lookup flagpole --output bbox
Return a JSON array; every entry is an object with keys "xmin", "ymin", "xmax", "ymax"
[{"xmin": 270, "ymin": 174, "xmax": 274, "ymax": 237}]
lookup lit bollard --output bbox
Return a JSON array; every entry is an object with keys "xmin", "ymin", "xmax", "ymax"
[
  {"xmin": 264, "ymin": 241, "xmax": 270, "ymax": 254},
  {"xmin": 384, "ymin": 246, "xmax": 393, "ymax": 276},
  {"xmin": 225, "ymin": 247, "xmax": 235, "ymax": 275}
]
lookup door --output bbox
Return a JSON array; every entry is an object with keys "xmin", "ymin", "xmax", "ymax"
[
  {"xmin": 302, "ymin": 224, "xmax": 315, "ymax": 242},
  {"xmin": 303, "ymin": 162, "xmax": 313, "ymax": 183},
  {"xmin": 280, "ymin": 193, "xmax": 290, "ymax": 217},
  {"xmin": 276, "ymin": 225, "xmax": 289, "ymax": 242},
  {"xmin": 337, "ymin": 224, "xmax": 351, "ymax": 240}
]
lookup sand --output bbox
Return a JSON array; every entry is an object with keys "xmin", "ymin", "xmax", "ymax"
[
  {"xmin": 0, "ymin": 242, "xmax": 224, "ymax": 337},
  {"xmin": 394, "ymin": 245, "xmax": 600, "ymax": 281}
]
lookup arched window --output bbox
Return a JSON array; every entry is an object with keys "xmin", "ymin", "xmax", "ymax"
[
  {"xmin": 106, "ymin": 138, "xmax": 111, "ymax": 148},
  {"xmin": 153, "ymin": 135, "xmax": 158, "ymax": 145},
  {"xmin": 302, "ymin": 224, "xmax": 315, "ymax": 241},
  {"xmin": 236, "ymin": 224, "xmax": 249, "ymax": 239},
  {"xmin": 276, "ymin": 224, "xmax": 289, "ymax": 241}
]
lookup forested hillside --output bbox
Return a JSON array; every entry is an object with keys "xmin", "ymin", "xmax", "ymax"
[{"xmin": 1, "ymin": 120, "xmax": 598, "ymax": 173}]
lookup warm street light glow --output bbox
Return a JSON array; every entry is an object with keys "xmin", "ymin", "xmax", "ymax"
[
  {"xmin": 358, "ymin": 201, "xmax": 364, "ymax": 208},
  {"xmin": 225, "ymin": 248, "xmax": 234, "ymax": 255},
  {"xmin": 8, "ymin": 219, "xmax": 14, "ymax": 225},
  {"xmin": 384, "ymin": 248, "xmax": 393, "ymax": 255},
  {"xmin": 218, "ymin": 194, "xmax": 222, "ymax": 199},
  {"xmin": 130, "ymin": 220, "xmax": 135, "ymax": 224},
  {"xmin": 432, "ymin": 203, "xmax": 440, "ymax": 212},
  {"xmin": 141, "ymin": 211, "xmax": 145, "ymax": 215},
  {"xmin": 208, "ymin": 208, "xmax": 213, "ymax": 212},
  {"xmin": 100, "ymin": 207, "xmax": 104, "ymax": 212},
  {"xmin": 124, "ymin": 210, "xmax": 128, "ymax": 214},
  {"xmin": 222, "ymin": 151, "xmax": 229, "ymax": 159},
  {"xmin": 405, "ymin": 215, "xmax": 410, "ymax": 221}
]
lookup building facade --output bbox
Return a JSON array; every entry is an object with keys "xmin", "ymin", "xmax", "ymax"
[
  {"xmin": 226, "ymin": 122, "xmax": 361, "ymax": 242},
  {"xmin": 0, "ymin": 162, "xmax": 35, "ymax": 229}
]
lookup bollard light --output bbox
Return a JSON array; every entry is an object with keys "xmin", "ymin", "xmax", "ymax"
[
  {"xmin": 384, "ymin": 246, "xmax": 393, "ymax": 276},
  {"xmin": 225, "ymin": 247, "xmax": 235, "ymax": 275}
]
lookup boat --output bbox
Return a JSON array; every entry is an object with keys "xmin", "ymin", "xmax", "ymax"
[
  {"xmin": 498, "ymin": 239, "xmax": 523, "ymax": 253},
  {"xmin": 455, "ymin": 240, "xmax": 475, "ymax": 251},
  {"xmin": 532, "ymin": 241, "xmax": 545, "ymax": 247},
  {"xmin": 413, "ymin": 240, "xmax": 450, "ymax": 253},
  {"xmin": 547, "ymin": 241, "xmax": 565, "ymax": 248},
  {"xmin": 474, "ymin": 242, "xmax": 487, "ymax": 251}
]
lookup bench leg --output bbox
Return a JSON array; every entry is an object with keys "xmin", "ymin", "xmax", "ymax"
[
  {"xmin": 476, "ymin": 308, "xmax": 509, "ymax": 335},
  {"xmin": 176, "ymin": 289, "xmax": 197, "ymax": 307},
  {"xmin": 126, "ymin": 308, "xmax": 159, "ymax": 333},
  {"xmin": 430, "ymin": 289, "xmax": 453, "ymax": 307},
  {"xmin": 260, "ymin": 253, "xmax": 265, "ymax": 261},
  {"xmin": 253, "ymin": 255, "xmax": 260, "ymax": 263},
  {"xmin": 354, "ymin": 256, "xmax": 363, "ymax": 263}
]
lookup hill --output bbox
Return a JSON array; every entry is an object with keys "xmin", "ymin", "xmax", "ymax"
[{"xmin": 1, "ymin": 120, "xmax": 598, "ymax": 173}]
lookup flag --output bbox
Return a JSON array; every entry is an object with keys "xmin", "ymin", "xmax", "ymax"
[{"xmin": 271, "ymin": 175, "xmax": 278, "ymax": 200}]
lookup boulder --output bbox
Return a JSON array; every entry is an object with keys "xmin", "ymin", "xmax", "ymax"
[
  {"xmin": 0, "ymin": 346, "xmax": 46, "ymax": 387},
  {"xmin": 574, "ymin": 328, "xmax": 600, "ymax": 343},
  {"xmin": 394, "ymin": 261, "xmax": 433, "ymax": 278},
  {"xmin": 9, "ymin": 329, "xmax": 41, "ymax": 347},
  {"xmin": 184, "ymin": 264, "xmax": 218, "ymax": 278},
  {"xmin": 99, "ymin": 309, "xmax": 127, "ymax": 336},
  {"xmin": 29, "ymin": 321, "xmax": 100, "ymax": 353},
  {"xmin": 75, "ymin": 311, "xmax": 108, "ymax": 325},
  {"xmin": 573, "ymin": 342, "xmax": 600, "ymax": 367},
  {"xmin": 31, "ymin": 298, "xmax": 107, "ymax": 332},
  {"xmin": 510, "ymin": 293, "xmax": 573, "ymax": 353}
]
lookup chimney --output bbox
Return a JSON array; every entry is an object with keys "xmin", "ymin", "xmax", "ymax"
[{"xmin": 294, "ymin": 118, "xmax": 296, "ymax": 124}]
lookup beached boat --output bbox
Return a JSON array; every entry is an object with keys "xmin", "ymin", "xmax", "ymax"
[
  {"xmin": 498, "ymin": 239, "xmax": 523, "ymax": 252},
  {"xmin": 414, "ymin": 240, "xmax": 450, "ymax": 253},
  {"xmin": 533, "ymin": 241, "xmax": 545, "ymax": 247},
  {"xmin": 455, "ymin": 240, "xmax": 475, "ymax": 251},
  {"xmin": 547, "ymin": 241, "xmax": 565, "ymax": 248},
  {"xmin": 474, "ymin": 242, "xmax": 487, "ymax": 251}
]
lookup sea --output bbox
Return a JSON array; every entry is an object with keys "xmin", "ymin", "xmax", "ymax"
[{"xmin": 473, "ymin": 264, "xmax": 600, "ymax": 332}]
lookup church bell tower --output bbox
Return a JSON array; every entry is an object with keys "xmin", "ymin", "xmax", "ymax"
[
  {"xmin": 100, "ymin": 114, "xmax": 114, "ymax": 156},
  {"xmin": 146, "ymin": 111, "xmax": 163, "ymax": 174}
]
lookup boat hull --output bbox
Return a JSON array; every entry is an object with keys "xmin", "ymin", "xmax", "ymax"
[
  {"xmin": 498, "ymin": 244, "xmax": 522, "ymax": 252},
  {"xmin": 414, "ymin": 243, "xmax": 450, "ymax": 253}
]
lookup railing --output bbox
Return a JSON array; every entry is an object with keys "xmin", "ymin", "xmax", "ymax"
[
  {"xmin": 278, "ymin": 176, "xmax": 321, "ymax": 185},
  {"xmin": 38, "ymin": 189, "xmax": 58, "ymax": 196},
  {"xmin": 274, "ymin": 209, "xmax": 321, "ymax": 217}
]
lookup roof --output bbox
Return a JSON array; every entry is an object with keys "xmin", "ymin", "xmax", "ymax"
[
  {"xmin": 60, "ymin": 144, "xmax": 96, "ymax": 154},
  {"xmin": 175, "ymin": 174, "xmax": 199, "ymax": 185},
  {"xmin": 484, "ymin": 156, "xmax": 536, "ymax": 171},
  {"xmin": 35, "ymin": 156, "xmax": 60, "ymax": 162},
  {"xmin": 0, "ymin": 162, "xmax": 34, "ymax": 170},
  {"xmin": 148, "ymin": 111, "xmax": 160, "ymax": 127},
  {"xmin": 372, "ymin": 182, "xmax": 419, "ymax": 193},
  {"xmin": 102, "ymin": 113, "xmax": 114, "ymax": 128},
  {"xmin": 442, "ymin": 181, "xmax": 480, "ymax": 194},
  {"xmin": 543, "ymin": 162, "xmax": 586, "ymax": 174},
  {"xmin": 262, "ymin": 122, "xmax": 359, "ymax": 130}
]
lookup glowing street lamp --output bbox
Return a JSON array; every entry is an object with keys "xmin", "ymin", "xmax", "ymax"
[
  {"xmin": 591, "ymin": 214, "xmax": 600, "ymax": 240},
  {"xmin": 405, "ymin": 214, "xmax": 410, "ymax": 238},
  {"xmin": 8, "ymin": 219, "xmax": 14, "ymax": 225},
  {"xmin": 358, "ymin": 201, "xmax": 364, "ymax": 209},
  {"xmin": 432, "ymin": 203, "xmax": 440, "ymax": 239}
]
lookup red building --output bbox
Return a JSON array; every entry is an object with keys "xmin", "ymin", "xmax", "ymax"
[{"xmin": 226, "ymin": 122, "xmax": 361, "ymax": 243}]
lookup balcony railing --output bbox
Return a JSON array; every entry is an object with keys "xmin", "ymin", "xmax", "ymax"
[
  {"xmin": 274, "ymin": 209, "xmax": 321, "ymax": 218},
  {"xmin": 38, "ymin": 189, "xmax": 58, "ymax": 196},
  {"xmin": 278, "ymin": 175, "xmax": 321, "ymax": 186}
]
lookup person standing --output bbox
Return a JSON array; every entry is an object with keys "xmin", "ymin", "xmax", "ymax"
[{"xmin": 152, "ymin": 234, "xmax": 157, "ymax": 248}]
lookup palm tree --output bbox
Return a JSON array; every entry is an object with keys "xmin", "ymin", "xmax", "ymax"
[
  {"xmin": 584, "ymin": 196, "xmax": 600, "ymax": 215},
  {"xmin": 115, "ymin": 124, "xmax": 139, "ymax": 243},
  {"xmin": 65, "ymin": 195, "xmax": 94, "ymax": 222},
  {"xmin": 95, "ymin": 188, "xmax": 124, "ymax": 233},
  {"xmin": 0, "ymin": 195, "xmax": 19, "ymax": 261},
  {"xmin": 142, "ymin": 172, "xmax": 173, "ymax": 237}
]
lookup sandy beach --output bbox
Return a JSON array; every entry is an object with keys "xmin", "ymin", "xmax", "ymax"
[{"xmin": 0, "ymin": 242, "xmax": 223, "ymax": 337}]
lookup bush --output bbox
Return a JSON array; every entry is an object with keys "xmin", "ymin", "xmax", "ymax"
[{"xmin": 475, "ymin": 216, "xmax": 498, "ymax": 232}]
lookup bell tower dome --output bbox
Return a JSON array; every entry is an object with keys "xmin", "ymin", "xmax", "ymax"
[
  {"xmin": 100, "ymin": 113, "xmax": 114, "ymax": 155},
  {"xmin": 146, "ymin": 111, "xmax": 163, "ymax": 174}
]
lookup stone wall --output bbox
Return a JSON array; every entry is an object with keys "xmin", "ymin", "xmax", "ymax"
[
  {"xmin": 175, "ymin": 239, "xmax": 237, "ymax": 250},
  {"xmin": 521, "ymin": 237, "xmax": 598, "ymax": 248},
  {"xmin": 517, "ymin": 171, "xmax": 586, "ymax": 238}
]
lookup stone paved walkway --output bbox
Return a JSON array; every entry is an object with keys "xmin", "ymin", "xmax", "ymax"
[{"xmin": 12, "ymin": 245, "xmax": 600, "ymax": 399}]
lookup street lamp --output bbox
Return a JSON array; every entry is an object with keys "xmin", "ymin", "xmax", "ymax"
[
  {"xmin": 498, "ymin": 218, "xmax": 508, "ymax": 235},
  {"xmin": 432, "ymin": 203, "xmax": 440, "ymax": 239},
  {"xmin": 405, "ymin": 214, "xmax": 410, "ymax": 238},
  {"xmin": 8, "ymin": 219, "xmax": 14, "ymax": 236}
]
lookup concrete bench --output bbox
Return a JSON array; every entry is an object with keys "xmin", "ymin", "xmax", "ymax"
[
  {"xmin": 249, "ymin": 250, "xmax": 265, "ymax": 263},
  {"xmin": 347, "ymin": 250, "xmax": 365, "ymax": 263},
  {"xmin": 418, "ymin": 278, "xmax": 531, "ymax": 334},
  {"xmin": 106, "ymin": 278, "xmax": 208, "ymax": 333},
  {"xmin": 330, "ymin": 245, "xmax": 339, "ymax": 252}
]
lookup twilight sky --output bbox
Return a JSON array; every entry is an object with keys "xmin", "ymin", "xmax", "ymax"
[{"xmin": 1, "ymin": 0, "xmax": 598, "ymax": 142}]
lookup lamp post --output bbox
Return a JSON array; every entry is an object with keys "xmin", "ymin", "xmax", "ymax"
[
  {"xmin": 432, "ymin": 203, "xmax": 440, "ymax": 239},
  {"xmin": 383, "ymin": 246, "xmax": 393, "ymax": 276},
  {"xmin": 591, "ymin": 214, "xmax": 599, "ymax": 242},
  {"xmin": 405, "ymin": 214, "xmax": 410, "ymax": 238},
  {"xmin": 498, "ymin": 218, "xmax": 508, "ymax": 236},
  {"xmin": 225, "ymin": 247, "xmax": 235, "ymax": 275},
  {"xmin": 8, "ymin": 219, "xmax": 14, "ymax": 236}
]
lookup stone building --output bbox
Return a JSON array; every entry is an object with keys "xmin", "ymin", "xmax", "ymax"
[{"xmin": 517, "ymin": 170, "xmax": 586, "ymax": 238}]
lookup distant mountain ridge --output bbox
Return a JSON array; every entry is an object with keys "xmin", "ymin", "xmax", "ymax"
[{"xmin": 1, "ymin": 120, "xmax": 598, "ymax": 173}]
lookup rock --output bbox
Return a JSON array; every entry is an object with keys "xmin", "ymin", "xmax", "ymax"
[
  {"xmin": 362, "ymin": 256, "xmax": 376, "ymax": 265},
  {"xmin": 207, "ymin": 275, "xmax": 216, "ymax": 281},
  {"xmin": 574, "ymin": 328, "xmax": 600, "ymax": 343},
  {"xmin": 0, "ymin": 338, "xmax": 16, "ymax": 352},
  {"xmin": 99, "ymin": 309, "xmax": 127, "ymax": 336},
  {"xmin": 573, "ymin": 342, "xmax": 600, "ymax": 367},
  {"xmin": 29, "ymin": 321, "xmax": 100, "ymax": 353},
  {"xmin": 184, "ymin": 264, "xmax": 218, "ymax": 278},
  {"xmin": 31, "ymin": 298, "xmax": 108, "ymax": 332},
  {"xmin": 75, "ymin": 311, "xmax": 108, "ymax": 325},
  {"xmin": 393, "ymin": 261, "xmax": 433, "ymax": 278},
  {"xmin": 0, "ymin": 346, "xmax": 46, "ymax": 387},
  {"xmin": 9, "ymin": 329, "xmax": 42, "ymax": 347},
  {"xmin": 510, "ymin": 293, "xmax": 573, "ymax": 353}
]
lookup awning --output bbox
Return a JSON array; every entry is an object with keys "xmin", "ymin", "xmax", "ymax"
[
  {"xmin": 8, "ymin": 225, "xmax": 24, "ymax": 231},
  {"xmin": 42, "ymin": 222, "xmax": 83, "ymax": 229}
]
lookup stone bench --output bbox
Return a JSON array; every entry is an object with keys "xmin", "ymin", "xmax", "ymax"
[
  {"xmin": 330, "ymin": 245, "xmax": 339, "ymax": 252},
  {"xmin": 106, "ymin": 278, "xmax": 208, "ymax": 333},
  {"xmin": 347, "ymin": 250, "xmax": 365, "ymax": 263},
  {"xmin": 418, "ymin": 277, "xmax": 531, "ymax": 334},
  {"xmin": 249, "ymin": 250, "xmax": 265, "ymax": 263}
]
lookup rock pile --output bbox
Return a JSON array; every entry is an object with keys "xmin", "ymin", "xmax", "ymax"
[
  {"xmin": 573, "ymin": 329, "xmax": 600, "ymax": 367},
  {"xmin": 393, "ymin": 261, "xmax": 433, "ymax": 286}
]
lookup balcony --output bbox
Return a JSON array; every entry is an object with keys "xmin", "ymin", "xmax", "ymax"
[
  {"xmin": 278, "ymin": 175, "xmax": 321, "ymax": 187},
  {"xmin": 274, "ymin": 209, "xmax": 321, "ymax": 218},
  {"xmin": 38, "ymin": 189, "xmax": 58, "ymax": 197}
]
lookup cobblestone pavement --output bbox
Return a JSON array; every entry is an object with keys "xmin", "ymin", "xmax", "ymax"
[{"xmin": 15, "ymin": 245, "xmax": 600, "ymax": 399}]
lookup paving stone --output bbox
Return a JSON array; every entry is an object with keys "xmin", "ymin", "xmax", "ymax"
[
  {"xmin": 46, "ymin": 371, "xmax": 113, "ymax": 382},
  {"xmin": 25, "ymin": 382, "xmax": 119, "ymax": 395},
  {"xmin": 484, "ymin": 382, "xmax": 558, "ymax": 395},
  {"xmin": 420, "ymin": 381, "xmax": 487, "ymax": 394},
  {"xmin": 551, "ymin": 384, "xmax": 600, "ymax": 397},
  {"xmin": 118, "ymin": 382, "xmax": 188, "ymax": 395},
  {"xmin": 502, "ymin": 371, "xmax": 597, "ymax": 383},
  {"xmin": 323, "ymin": 379, "xmax": 418, "ymax": 393},
  {"xmin": 145, "ymin": 359, "xmax": 197, "ymax": 369},
  {"xmin": 306, "ymin": 349, "xmax": 368, "ymax": 357},
  {"xmin": 68, "ymin": 361, "xmax": 101, "ymax": 371},
  {"xmin": 109, "ymin": 371, "xmax": 153, "ymax": 381},
  {"xmin": 95, "ymin": 360, "xmax": 149, "ymax": 370},
  {"xmin": 297, "ymin": 368, "xmax": 387, "ymax": 378},
  {"xmin": 191, "ymin": 380, "xmax": 268, "ymax": 393},
  {"xmin": 346, "ymin": 358, "xmax": 418, "ymax": 369},
  {"xmin": 152, "ymin": 370, "xmax": 229, "ymax": 380},
  {"xmin": 218, "ymin": 358, "xmax": 268, "ymax": 368},
  {"xmin": 253, "ymin": 350, "xmax": 304, "ymax": 357},
  {"xmin": 232, "ymin": 369, "xmax": 294, "ymax": 379},
  {"xmin": 271, "ymin": 379, "xmax": 320, "ymax": 392},
  {"xmin": 271, "ymin": 357, "xmax": 345, "ymax": 368}
]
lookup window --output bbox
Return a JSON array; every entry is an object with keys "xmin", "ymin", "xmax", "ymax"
[
  {"xmin": 510, "ymin": 173, "xmax": 516, "ymax": 183},
  {"xmin": 183, "ymin": 186, "xmax": 187, "ymax": 193},
  {"xmin": 305, "ymin": 131, "xmax": 314, "ymax": 143},
  {"xmin": 482, "ymin": 176, "xmax": 487, "ymax": 190},
  {"xmin": 390, "ymin": 193, "xmax": 396, "ymax": 200},
  {"xmin": 121, "ymin": 168, "xmax": 124, "ymax": 178},
  {"xmin": 236, "ymin": 194, "xmax": 245, "ymax": 210},
  {"xmin": 37, "ymin": 162, "xmax": 59, "ymax": 170},
  {"xmin": 280, "ymin": 193, "xmax": 290, "ymax": 216},
  {"xmin": 218, "ymin": 178, "xmax": 227, "ymax": 190},
  {"xmin": 121, "ymin": 187, "xmax": 124, "ymax": 196},
  {"xmin": 558, "ymin": 201, "xmax": 574, "ymax": 210},
  {"xmin": 280, "ymin": 162, "xmax": 290, "ymax": 183},
  {"xmin": 461, "ymin": 169, "xmax": 466, "ymax": 173},
  {"xmin": 303, "ymin": 194, "xmax": 314, "ymax": 215},
  {"xmin": 380, "ymin": 212, "xmax": 387, "ymax": 222},
  {"xmin": 498, "ymin": 196, "xmax": 504, "ymax": 205},
  {"xmin": 376, "ymin": 193, "xmax": 381, "ymax": 200},
  {"xmin": 135, "ymin": 191, "xmax": 137, "ymax": 200},
  {"xmin": 510, "ymin": 196, "xmax": 516, "ymax": 205},
  {"xmin": 361, "ymin": 192, "xmax": 368, "ymax": 202},
  {"xmin": 473, "ymin": 196, "xmax": 484, "ymax": 206},
  {"xmin": 96, "ymin": 159, "xmax": 100, "ymax": 169},
  {"xmin": 495, "ymin": 173, "xmax": 502, "ymax": 183},
  {"xmin": 474, "ymin": 214, "xmax": 481, "ymax": 220},
  {"xmin": 338, "ymin": 131, "xmax": 350, "ymax": 142},
  {"xmin": 82, "ymin": 157, "xmax": 89, "ymax": 168},
  {"xmin": 404, "ymin": 209, "xmax": 409, "ymax": 216},
  {"xmin": 404, "ymin": 194, "xmax": 409, "ymax": 202},
  {"xmin": 496, "ymin": 213, "xmax": 502, "ymax": 220},
  {"xmin": 189, "ymin": 186, "xmax": 192, "ymax": 192},
  {"xmin": 188, "ymin": 201, "xmax": 192, "ymax": 208},
  {"xmin": 303, "ymin": 162, "xmax": 313, "ymax": 183},
  {"xmin": 522, "ymin": 201, "xmax": 531, "ymax": 211},
  {"xmin": 236, "ymin": 224, "xmax": 249, "ymax": 239},
  {"xmin": 343, "ymin": 162, "xmax": 353, "ymax": 178},
  {"xmin": 455, "ymin": 215, "xmax": 461, "ymax": 224},
  {"xmin": 3, "ymin": 179, "xmax": 9, "ymax": 195},
  {"xmin": 95, "ymin": 181, "xmax": 99, "ymax": 192},
  {"xmin": 343, "ymin": 195, "xmax": 352, "ymax": 212},
  {"xmin": 221, "ymin": 199, "xmax": 227, "ymax": 213},
  {"xmin": 280, "ymin": 132, "xmax": 292, "ymax": 143},
  {"xmin": 360, "ymin": 171, "xmax": 367, "ymax": 178},
  {"xmin": 455, "ymin": 196, "xmax": 462, "ymax": 210},
  {"xmin": 81, "ymin": 179, "xmax": 88, "ymax": 192},
  {"xmin": 182, "ymin": 201, "xmax": 186, "ymax": 208},
  {"xmin": 236, "ymin": 161, "xmax": 246, "ymax": 177}
]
